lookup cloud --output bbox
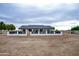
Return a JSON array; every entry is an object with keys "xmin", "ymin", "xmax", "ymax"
[
  {"xmin": 0, "ymin": 3, "xmax": 79, "ymax": 30},
  {"xmin": 52, "ymin": 20, "xmax": 79, "ymax": 30}
]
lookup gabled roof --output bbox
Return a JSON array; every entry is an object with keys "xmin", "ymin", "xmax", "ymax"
[{"xmin": 19, "ymin": 25, "xmax": 54, "ymax": 29}]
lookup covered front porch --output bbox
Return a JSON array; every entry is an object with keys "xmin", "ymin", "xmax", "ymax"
[
  {"xmin": 27, "ymin": 28, "xmax": 63, "ymax": 36},
  {"xmin": 29, "ymin": 29, "xmax": 54, "ymax": 34}
]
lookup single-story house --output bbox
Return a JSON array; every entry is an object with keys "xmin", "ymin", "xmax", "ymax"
[
  {"xmin": 19, "ymin": 25, "xmax": 63, "ymax": 36},
  {"xmin": 7, "ymin": 25, "xmax": 63, "ymax": 36}
]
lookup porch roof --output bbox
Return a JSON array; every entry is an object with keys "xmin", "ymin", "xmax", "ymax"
[{"xmin": 19, "ymin": 25, "xmax": 54, "ymax": 29}]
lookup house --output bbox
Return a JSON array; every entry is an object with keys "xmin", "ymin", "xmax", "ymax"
[
  {"xmin": 7, "ymin": 25, "xmax": 63, "ymax": 36},
  {"xmin": 19, "ymin": 25, "xmax": 63, "ymax": 36}
]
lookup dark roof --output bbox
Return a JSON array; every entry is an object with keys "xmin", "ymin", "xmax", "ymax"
[{"xmin": 19, "ymin": 25, "xmax": 54, "ymax": 29}]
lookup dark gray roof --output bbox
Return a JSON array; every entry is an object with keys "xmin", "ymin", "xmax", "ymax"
[{"xmin": 19, "ymin": 25, "xmax": 54, "ymax": 29}]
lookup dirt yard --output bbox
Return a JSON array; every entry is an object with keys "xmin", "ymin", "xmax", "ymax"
[{"xmin": 0, "ymin": 34, "xmax": 79, "ymax": 56}]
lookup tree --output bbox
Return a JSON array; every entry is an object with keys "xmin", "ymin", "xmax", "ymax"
[
  {"xmin": 0, "ymin": 21, "xmax": 16, "ymax": 31},
  {"xmin": 2, "ymin": 23, "xmax": 6, "ymax": 30},
  {"xmin": 6, "ymin": 24, "xmax": 10, "ymax": 31},
  {"xmin": 71, "ymin": 26, "xmax": 79, "ymax": 31},
  {"xmin": 6, "ymin": 24, "xmax": 16, "ymax": 31},
  {"xmin": 9, "ymin": 24, "xmax": 16, "ymax": 30},
  {"xmin": 55, "ymin": 29, "xmax": 60, "ymax": 33},
  {"xmin": 0, "ymin": 21, "xmax": 6, "ymax": 30}
]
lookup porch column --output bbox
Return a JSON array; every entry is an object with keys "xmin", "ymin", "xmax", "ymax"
[
  {"xmin": 25, "ymin": 29, "xmax": 27, "ymax": 34},
  {"xmin": 54, "ymin": 31, "xmax": 55, "ymax": 34},
  {"xmin": 32, "ymin": 29, "xmax": 33, "ymax": 32},
  {"xmin": 17, "ymin": 31, "xmax": 18, "ymax": 34},
  {"xmin": 31, "ymin": 29, "xmax": 33, "ymax": 34},
  {"xmin": 46, "ymin": 29, "xmax": 47, "ymax": 34},
  {"xmin": 38, "ymin": 29, "xmax": 40, "ymax": 34}
]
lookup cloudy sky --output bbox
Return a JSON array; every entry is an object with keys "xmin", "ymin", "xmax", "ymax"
[{"xmin": 0, "ymin": 2, "xmax": 79, "ymax": 30}]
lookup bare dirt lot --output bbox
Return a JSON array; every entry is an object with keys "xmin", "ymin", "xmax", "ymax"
[{"xmin": 0, "ymin": 34, "xmax": 79, "ymax": 56}]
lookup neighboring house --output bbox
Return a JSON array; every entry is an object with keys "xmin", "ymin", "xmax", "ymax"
[{"xmin": 7, "ymin": 25, "xmax": 63, "ymax": 36}]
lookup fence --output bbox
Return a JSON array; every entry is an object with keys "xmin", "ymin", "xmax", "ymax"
[
  {"xmin": 30, "ymin": 31, "xmax": 63, "ymax": 36},
  {"xmin": 7, "ymin": 30, "xmax": 27, "ymax": 36},
  {"xmin": 7, "ymin": 30, "xmax": 63, "ymax": 36}
]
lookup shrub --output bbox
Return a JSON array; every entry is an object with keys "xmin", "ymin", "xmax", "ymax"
[{"xmin": 71, "ymin": 26, "xmax": 79, "ymax": 31}]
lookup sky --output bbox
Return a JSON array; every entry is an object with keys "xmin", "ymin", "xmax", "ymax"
[{"xmin": 0, "ymin": 2, "xmax": 79, "ymax": 30}]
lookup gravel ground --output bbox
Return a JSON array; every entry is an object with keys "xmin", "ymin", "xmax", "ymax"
[{"xmin": 0, "ymin": 34, "xmax": 79, "ymax": 56}]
